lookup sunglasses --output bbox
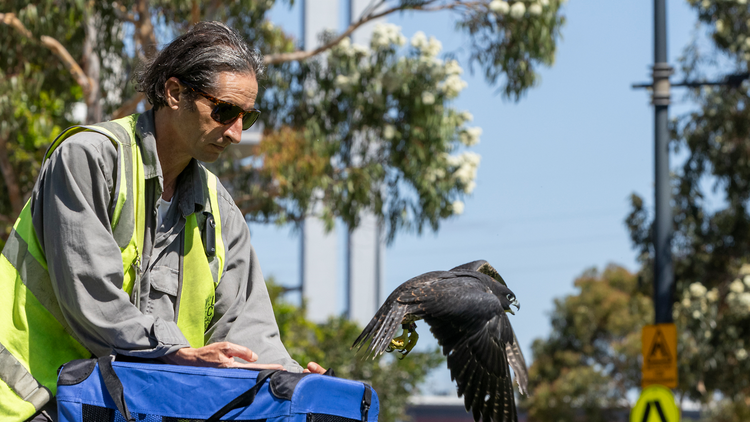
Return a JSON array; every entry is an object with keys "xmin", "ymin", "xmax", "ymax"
[{"xmin": 178, "ymin": 78, "xmax": 261, "ymax": 130}]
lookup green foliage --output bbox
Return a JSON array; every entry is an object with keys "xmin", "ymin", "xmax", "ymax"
[
  {"xmin": 523, "ymin": 265, "xmax": 652, "ymax": 422},
  {"xmin": 1, "ymin": 0, "xmax": 565, "ymax": 245},
  {"xmin": 266, "ymin": 278, "xmax": 444, "ymax": 422},
  {"xmin": 238, "ymin": 25, "xmax": 481, "ymax": 240}
]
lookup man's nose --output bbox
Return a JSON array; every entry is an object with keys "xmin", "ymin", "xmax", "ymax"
[{"xmin": 224, "ymin": 117, "xmax": 244, "ymax": 144}]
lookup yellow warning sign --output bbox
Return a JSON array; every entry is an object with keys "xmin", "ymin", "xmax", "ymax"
[
  {"xmin": 642, "ymin": 323, "xmax": 678, "ymax": 388},
  {"xmin": 630, "ymin": 385, "xmax": 680, "ymax": 422}
]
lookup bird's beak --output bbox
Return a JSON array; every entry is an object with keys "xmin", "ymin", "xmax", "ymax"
[{"xmin": 508, "ymin": 298, "xmax": 520, "ymax": 315}]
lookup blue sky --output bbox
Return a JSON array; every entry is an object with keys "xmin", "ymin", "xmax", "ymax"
[{"xmin": 253, "ymin": 0, "xmax": 702, "ymax": 394}]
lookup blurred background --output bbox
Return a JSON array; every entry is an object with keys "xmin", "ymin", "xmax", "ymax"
[{"xmin": 2, "ymin": 0, "xmax": 749, "ymax": 421}]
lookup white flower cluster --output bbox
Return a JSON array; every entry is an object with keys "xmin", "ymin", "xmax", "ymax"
[
  {"xmin": 438, "ymin": 74, "xmax": 468, "ymax": 98},
  {"xmin": 445, "ymin": 152, "xmax": 481, "ymax": 193},
  {"xmin": 452, "ymin": 200, "xmax": 465, "ymax": 215},
  {"xmin": 332, "ymin": 37, "xmax": 369, "ymax": 58},
  {"xmin": 489, "ymin": 1, "xmax": 547, "ymax": 17},
  {"xmin": 383, "ymin": 124, "xmax": 396, "ymax": 140},
  {"xmin": 445, "ymin": 60, "xmax": 463, "ymax": 76},
  {"xmin": 726, "ymin": 275, "xmax": 750, "ymax": 317},
  {"xmin": 371, "ymin": 23, "xmax": 406, "ymax": 50},
  {"xmin": 334, "ymin": 72, "xmax": 360, "ymax": 92},
  {"xmin": 459, "ymin": 127, "xmax": 482, "ymax": 146},
  {"xmin": 421, "ymin": 91, "xmax": 436, "ymax": 105},
  {"xmin": 411, "ymin": 31, "xmax": 443, "ymax": 57}
]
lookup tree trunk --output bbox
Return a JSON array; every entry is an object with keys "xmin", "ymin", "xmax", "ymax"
[{"xmin": 0, "ymin": 135, "xmax": 23, "ymax": 219}]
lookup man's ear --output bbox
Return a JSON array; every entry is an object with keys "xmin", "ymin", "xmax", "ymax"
[{"xmin": 164, "ymin": 77, "xmax": 182, "ymax": 110}]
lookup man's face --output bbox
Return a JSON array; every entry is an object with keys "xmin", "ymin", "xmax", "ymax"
[{"xmin": 178, "ymin": 71, "xmax": 258, "ymax": 163}]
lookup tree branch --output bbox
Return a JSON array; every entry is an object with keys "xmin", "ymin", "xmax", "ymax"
[
  {"xmin": 112, "ymin": 92, "xmax": 146, "ymax": 118},
  {"xmin": 0, "ymin": 13, "xmax": 93, "ymax": 97},
  {"xmin": 263, "ymin": 0, "xmax": 473, "ymax": 65},
  {"xmin": 0, "ymin": 135, "xmax": 23, "ymax": 217},
  {"xmin": 134, "ymin": 0, "xmax": 158, "ymax": 59}
]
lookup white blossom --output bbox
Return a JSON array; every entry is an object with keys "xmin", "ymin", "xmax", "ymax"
[
  {"xmin": 744, "ymin": 274, "xmax": 750, "ymax": 288},
  {"xmin": 459, "ymin": 111, "xmax": 474, "ymax": 122},
  {"xmin": 421, "ymin": 91, "xmax": 436, "ymax": 105},
  {"xmin": 438, "ymin": 74, "xmax": 468, "ymax": 98},
  {"xmin": 690, "ymin": 282, "xmax": 707, "ymax": 297},
  {"xmin": 459, "ymin": 127, "xmax": 482, "ymax": 146},
  {"xmin": 509, "ymin": 2, "xmax": 526, "ymax": 18},
  {"xmin": 730, "ymin": 278, "xmax": 745, "ymax": 293},
  {"xmin": 692, "ymin": 310, "xmax": 702, "ymax": 319},
  {"xmin": 444, "ymin": 60, "xmax": 463, "ymax": 76},
  {"xmin": 352, "ymin": 43, "xmax": 369, "ymax": 55},
  {"xmin": 528, "ymin": 3, "xmax": 543, "ymax": 15},
  {"xmin": 383, "ymin": 125, "xmax": 396, "ymax": 140},
  {"xmin": 737, "ymin": 348, "xmax": 748, "ymax": 361},
  {"xmin": 372, "ymin": 23, "xmax": 406, "ymax": 49},
  {"xmin": 452, "ymin": 200, "xmax": 465, "ymax": 215},
  {"xmin": 424, "ymin": 37, "xmax": 442, "ymax": 57},
  {"xmin": 489, "ymin": 0, "xmax": 510, "ymax": 14},
  {"xmin": 716, "ymin": 19, "xmax": 725, "ymax": 34},
  {"xmin": 540, "ymin": 0, "xmax": 549, "ymax": 5},
  {"xmin": 739, "ymin": 0, "xmax": 748, "ymax": 5},
  {"xmin": 411, "ymin": 31, "xmax": 428, "ymax": 49},
  {"xmin": 463, "ymin": 180, "xmax": 476, "ymax": 194},
  {"xmin": 706, "ymin": 288, "xmax": 719, "ymax": 303}
]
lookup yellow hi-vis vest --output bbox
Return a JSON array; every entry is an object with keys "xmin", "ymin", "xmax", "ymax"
[{"xmin": 0, "ymin": 114, "xmax": 226, "ymax": 420}]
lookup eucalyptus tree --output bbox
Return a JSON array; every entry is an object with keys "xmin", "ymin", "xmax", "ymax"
[{"xmin": 0, "ymin": 0, "xmax": 566, "ymax": 244}]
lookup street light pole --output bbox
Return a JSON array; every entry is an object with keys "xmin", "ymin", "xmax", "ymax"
[{"xmin": 653, "ymin": 0, "xmax": 674, "ymax": 324}]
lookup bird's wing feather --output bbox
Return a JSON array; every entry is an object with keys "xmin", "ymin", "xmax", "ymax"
[
  {"xmin": 505, "ymin": 330, "xmax": 528, "ymax": 396},
  {"xmin": 351, "ymin": 271, "xmax": 453, "ymax": 357},
  {"xmin": 439, "ymin": 313, "xmax": 517, "ymax": 422}
]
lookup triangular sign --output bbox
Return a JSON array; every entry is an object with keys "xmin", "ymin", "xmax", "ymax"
[{"xmin": 647, "ymin": 328, "xmax": 672, "ymax": 363}]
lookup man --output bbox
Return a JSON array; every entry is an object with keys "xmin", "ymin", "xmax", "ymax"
[{"xmin": 0, "ymin": 22, "xmax": 324, "ymax": 422}]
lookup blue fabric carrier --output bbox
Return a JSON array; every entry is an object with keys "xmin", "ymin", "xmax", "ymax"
[{"xmin": 56, "ymin": 356, "xmax": 378, "ymax": 422}]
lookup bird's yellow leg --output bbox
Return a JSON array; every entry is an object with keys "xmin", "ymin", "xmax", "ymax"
[
  {"xmin": 397, "ymin": 329, "xmax": 420, "ymax": 360},
  {"xmin": 387, "ymin": 327, "xmax": 409, "ymax": 352}
]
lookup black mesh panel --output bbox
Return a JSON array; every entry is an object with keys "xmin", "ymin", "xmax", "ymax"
[{"xmin": 306, "ymin": 414, "xmax": 359, "ymax": 422}]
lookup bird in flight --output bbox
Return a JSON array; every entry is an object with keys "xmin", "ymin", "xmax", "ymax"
[{"xmin": 352, "ymin": 260, "xmax": 528, "ymax": 422}]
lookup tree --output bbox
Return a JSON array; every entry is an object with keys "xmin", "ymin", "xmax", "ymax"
[
  {"xmin": 0, "ymin": 0, "xmax": 566, "ymax": 246},
  {"xmin": 265, "ymin": 278, "xmax": 444, "ymax": 422},
  {"xmin": 625, "ymin": 0, "xmax": 750, "ymax": 413},
  {"xmin": 522, "ymin": 265, "xmax": 653, "ymax": 422}
]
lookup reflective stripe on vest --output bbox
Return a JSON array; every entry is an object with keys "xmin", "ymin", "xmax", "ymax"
[{"xmin": 0, "ymin": 114, "xmax": 226, "ymax": 418}]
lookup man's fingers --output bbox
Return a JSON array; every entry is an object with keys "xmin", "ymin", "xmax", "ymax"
[
  {"xmin": 306, "ymin": 361, "xmax": 327, "ymax": 374},
  {"xmin": 221, "ymin": 342, "xmax": 258, "ymax": 362}
]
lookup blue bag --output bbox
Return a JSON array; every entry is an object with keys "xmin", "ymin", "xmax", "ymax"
[{"xmin": 56, "ymin": 356, "xmax": 378, "ymax": 422}]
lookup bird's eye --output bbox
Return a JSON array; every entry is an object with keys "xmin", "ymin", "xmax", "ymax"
[{"xmin": 506, "ymin": 294, "xmax": 514, "ymax": 301}]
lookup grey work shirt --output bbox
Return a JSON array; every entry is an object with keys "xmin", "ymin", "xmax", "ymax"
[{"xmin": 30, "ymin": 110, "xmax": 301, "ymax": 372}]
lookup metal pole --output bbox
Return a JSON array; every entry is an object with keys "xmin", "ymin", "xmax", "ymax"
[{"xmin": 653, "ymin": 0, "xmax": 673, "ymax": 324}]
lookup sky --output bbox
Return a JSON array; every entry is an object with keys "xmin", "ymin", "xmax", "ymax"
[{"xmin": 252, "ymin": 0, "xmax": 703, "ymax": 395}]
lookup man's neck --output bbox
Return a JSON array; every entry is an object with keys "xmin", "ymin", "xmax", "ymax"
[{"xmin": 154, "ymin": 108, "xmax": 191, "ymax": 201}]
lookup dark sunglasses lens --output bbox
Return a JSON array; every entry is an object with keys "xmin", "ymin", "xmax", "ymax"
[
  {"xmin": 213, "ymin": 103, "xmax": 244, "ymax": 125},
  {"xmin": 242, "ymin": 110, "xmax": 261, "ymax": 130}
]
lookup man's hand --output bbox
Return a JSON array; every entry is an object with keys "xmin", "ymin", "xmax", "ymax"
[
  {"xmin": 303, "ymin": 361, "xmax": 327, "ymax": 374},
  {"xmin": 160, "ymin": 341, "xmax": 285, "ymax": 370}
]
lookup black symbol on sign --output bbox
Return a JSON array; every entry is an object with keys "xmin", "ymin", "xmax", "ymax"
[
  {"xmin": 647, "ymin": 329, "xmax": 672, "ymax": 364},
  {"xmin": 641, "ymin": 400, "xmax": 668, "ymax": 422}
]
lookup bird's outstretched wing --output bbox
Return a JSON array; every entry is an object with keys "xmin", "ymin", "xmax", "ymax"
[
  {"xmin": 351, "ymin": 271, "xmax": 447, "ymax": 357},
  {"xmin": 451, "ymin": 260, "xmax": 529, "ymax": 395},
  {"xmin": 421, "ymin": 276, "xmax": 516, "ymax": 422}
]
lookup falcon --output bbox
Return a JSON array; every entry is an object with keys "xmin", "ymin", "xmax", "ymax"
[{"xmin": 352, "ymin": 260, "xmax": 528, "ymax": 422}]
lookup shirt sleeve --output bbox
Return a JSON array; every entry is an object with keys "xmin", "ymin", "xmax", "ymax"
[
  {"xmin": 31, "ymin": 132, "xmax": 189, "ymax": 358},
  {"xmin": 206, "ymin": 187, "xmax": 303, "ymax": 372}
]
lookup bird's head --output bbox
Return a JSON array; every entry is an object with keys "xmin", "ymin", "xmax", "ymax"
[{"xmin": 504, "ymin": 292, "xmax": 520, "ymax": 315}]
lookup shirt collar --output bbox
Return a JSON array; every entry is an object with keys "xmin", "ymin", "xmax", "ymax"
[{"xmin": 135, "ymin": 110, "xmax": 209, "ymax": 217}]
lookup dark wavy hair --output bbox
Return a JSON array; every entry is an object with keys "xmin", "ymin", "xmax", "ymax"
[{"xmin": 135, "ymin": 21, "xmax": 264, "ymax": 110}]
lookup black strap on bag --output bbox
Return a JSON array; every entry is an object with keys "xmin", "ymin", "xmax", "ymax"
[
  {"xmin": 360, "ymin": 384, "xmax": 373, "ymax": 422},
  {"xmin": 97, "ymin": 355, "xmax": 135, "ymax": 422},
  {"xmin": 205, "ymin": 369, "xmax": 279, "ymax": 422}
]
